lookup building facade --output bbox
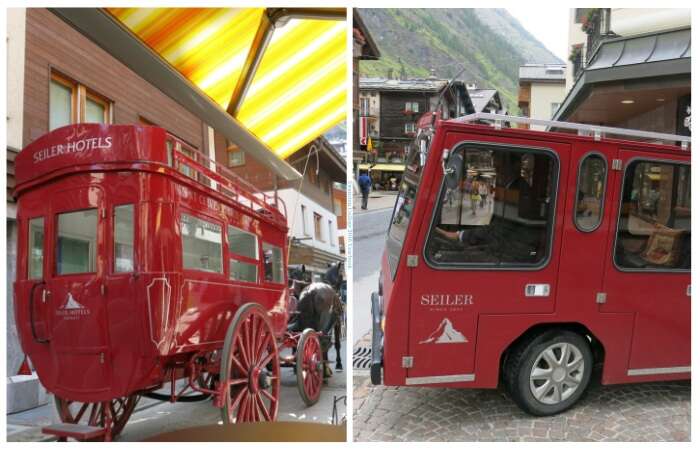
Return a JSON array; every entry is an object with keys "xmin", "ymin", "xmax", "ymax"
[
  {"xmin": 557, "ymin": 8, "xmax": 690, "ymax": 135},
  {"xmin": 518, "ymin": 64, "xmax": 566, "ymax": 130}
]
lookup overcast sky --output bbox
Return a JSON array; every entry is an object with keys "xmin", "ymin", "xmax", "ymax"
[{"xmin": 506, "ymin": 7, "xmax": 570, "ymax": 62}]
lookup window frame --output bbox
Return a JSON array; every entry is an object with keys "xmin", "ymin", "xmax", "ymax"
[
  {"xmin": 179, "ymin": 211, "xmax": 224, "ymax": 275},
  {"xmin": 227, "ymin": 225, "xmax": 259, "ymax": 283},
  {"xmin": 422, "ymin": 140, "xmax": 560, "ymax": 271},
  {"xmin": 573, "ymin": 151, "xmax": 608, "ymax": 233},
  {"xmin": 612, "ymin": 157, "xmax": 691, "ymax": 274},
  {"xmin": 49, "ymin": 70, "xmax": 112, "ymax": 129}
]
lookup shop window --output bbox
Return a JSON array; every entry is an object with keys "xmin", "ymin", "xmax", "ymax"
[
  {"xmin": 49, "ymin": 71, "xmax": 111, "ymax": 131},
  {"xmin": 574, "ymin": 154, "xmax": 606, "ymax": 232},
  {"xmin": 180, "ymin": 214, "xmax": 223, "ymax": 273},
  {"xmin": 314, "ymin": 212, "xmax": 324, "ymax": 241},
  {"xmin": 114, "ymin": 205, "xmax": 134, "ymax": 272},
  {"xmin": 262, "ymin": 243, "xmax": 284, "ymax": 283},
  {"xmin": 614, "ymin": 161, "xmax": 690, "ymax": 271},
  {"xmin": 425, "ymin": 145, "xmax": 557, "ymax": 267},
  {"xmin": 57, "ymin": 209, "xmax": 98, "ymax": 274},
  {"xmin": 28, "ymin": 217, "xmax": 44, "ymax": 279}
]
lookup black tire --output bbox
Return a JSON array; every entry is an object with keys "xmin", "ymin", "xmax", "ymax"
[
  {"xmin": 296, "ymin": 328, "xmax": 323, "ymax": 407},
  {"xmin": 504, "ymin": 329, "xmax": 593, "ymax": 416}
]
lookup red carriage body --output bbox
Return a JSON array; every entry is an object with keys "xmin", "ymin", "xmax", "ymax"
[
  {"xmin": 13, "ymin": 124, "xmax": 323, "ymax": 438},
  {"xmin": 370, "ymin": 113, "xmax": 691, "ymax": 416}
]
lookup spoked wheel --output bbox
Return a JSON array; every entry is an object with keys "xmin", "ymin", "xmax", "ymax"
[
  {"xmin": 54, "ymin": 395, "xmax": 139, "ymax": 440},
  {"xmin": 296, "ymin": 328, "xmax": 323, "ymax": 406},
  {"xmin": 220, "ymin": 303, "xmax": 280, "ymax": 424}
]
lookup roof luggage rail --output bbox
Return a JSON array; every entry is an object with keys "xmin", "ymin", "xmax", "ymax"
[
  {"xmin": 453, "ymin": 112, "xmax": 691, "ymax": 150},
  {"xmin": 165, "ymin": 134, "xmax": 287, "ymax": 225}
]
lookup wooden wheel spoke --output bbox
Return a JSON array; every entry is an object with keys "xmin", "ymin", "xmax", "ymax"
[
  {"xmin": 231, "ymin": 355, "xmax": 247, "ymax": 377},
  {"xmin": 255, "ymin": 394, "xmax": 272, "ymax": 421},
  {"xmin": 74, "ymin": 402, "xmax": 90, "ymax": 423},
  {"xmin": 229, "ymin": 378, "xmax": 248, "ymax": 387},
  {"xmin": 257, "ymin": 351, "xmax": 274, "ymax": 371},
  {"xmin": 261, "ymin": 388, "xmax": 276, "ymax": 402},
  {"xmin": 236, "ymin": 333, "xmax": 251, "ymax": 369},
  {"xmin": 249, "ymin": 315, "xmax": 258, "ymax": 366}
]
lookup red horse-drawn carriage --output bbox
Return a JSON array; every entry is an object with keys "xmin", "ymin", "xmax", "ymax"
[{"xmin": 13, "ymin": 124, "xmax": 330, "ymax": 441}]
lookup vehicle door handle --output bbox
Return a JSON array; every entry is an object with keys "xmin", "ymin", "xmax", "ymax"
[{"xmin": 29, "ymin": 281, "xmax": 49, "ymax": 344}]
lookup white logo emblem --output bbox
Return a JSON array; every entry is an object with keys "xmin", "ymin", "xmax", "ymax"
[
  {"xmin": 61, "ymin": 293, "xmax": 85, "ymax": 310},
  {"xmin": 420, "ymin": 318, "xmax": 468, "ymax": 344}
]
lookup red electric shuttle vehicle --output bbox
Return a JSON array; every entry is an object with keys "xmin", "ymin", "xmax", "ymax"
[
  {"xmin": 14, "ymin": 124, "xmax": 328, "ymax": 440},
  {"xmin": 370, "ymin": 112, "xmax": 690, "ymax": 416}
]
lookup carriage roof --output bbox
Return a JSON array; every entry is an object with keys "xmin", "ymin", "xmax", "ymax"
[{"xmin": 14, "ymin": 124, "xmax": 287, "ymax": 228}]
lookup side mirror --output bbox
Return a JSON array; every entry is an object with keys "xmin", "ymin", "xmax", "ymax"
[{"xmin": 443, "ymin": 151, "xmax": 463, "ymax": 190}]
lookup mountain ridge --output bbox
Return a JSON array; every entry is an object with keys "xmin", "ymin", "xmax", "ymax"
[{"xmin": 357, "ymin": 9, "xmax": 563, "ymax": 112}]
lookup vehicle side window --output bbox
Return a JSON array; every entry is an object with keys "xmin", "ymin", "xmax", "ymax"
[
  {"xmin": 28, "ymin": 217, "xmax": 44, "ymax": 279},
  {"xmin": 262, "ymin": 243, "xmax": 284, "ymax": 283},
  {"xmin": 57, "ymin": 209, "xmax": 98, "ymax": 274},
  {"xmin": 180, "ymin": 213, "xmax": 223, "ymax": 273},
  {"xmin": 575, "ymin": 153, "xmax": 606, "ymax": 232},
  {"xmin": 614, "ymin": 161, "xmax": 690, "ymax": 271},
  {"xmin": 114, "ymin": 204, "xmax": 134, "ymax": 273},
  {"xmin": 228, "ymin": 226, "xmax": 258, "ymax": 283},
  {"xmin": 425, "ymin": 145, "xmax": 557, "ymax": 267}
]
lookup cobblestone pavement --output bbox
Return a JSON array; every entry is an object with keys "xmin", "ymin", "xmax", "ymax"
[{"xmin": 353, "ymin": 374, "xmax": 690, "ymax": 442}]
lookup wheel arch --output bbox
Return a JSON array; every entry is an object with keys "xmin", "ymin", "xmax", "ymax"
[{"xmin": 499, "ymin": 322, "xmax": 605, "ymax": 383}]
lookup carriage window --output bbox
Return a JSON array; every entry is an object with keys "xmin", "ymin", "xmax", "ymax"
[
  {"xmin": 229, "ymin": 260, "xmax": 257, "ymax": 283},
  {"xmin": 114, "ymin": 205, "xmax": 134, "ymax": 273},
  {"xmin": 426, "ymin": 145, "xmax": 557, "ymax": 267},
  {"xmin": 575, "ymin": 154, "xmax": 606, "ymax": 232},
  {"xmin": 228, "ymin": 226, "xmax": 258, "ymax": 283},
  {"xmin": 228, "ymin": 226, "xmax": 257, "ymax": 259},
  {"xmin": 57, "ymin": 209, "xmax": 98, "ymax": 274},
  {"xmin": 614, "ymin": 161, "xmax": 690, "ymax": 271},
  {"xmin": 181, "ymin": 214, "xmax": 223, "ymax": 273},
  {"xmin": 262, "ymin": 243, "xmax": 283, "ymax": 283},
  {"xmin": 28, "ymin": 218, "xmax": 44, "ymax": 279}
]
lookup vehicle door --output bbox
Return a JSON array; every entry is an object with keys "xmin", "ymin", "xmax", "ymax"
[
  {"xmin": 406, "ymin": 133, "xmax": 569, "ymax": 385},
  {"xmin": 601, "ymin": 149, "xmax": 690, "ymax": 375},
  {"xmin": 46, "ymin": 185, "xmax": 113, "ymax": 394}
]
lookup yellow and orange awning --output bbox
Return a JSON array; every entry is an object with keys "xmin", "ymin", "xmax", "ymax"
[{"xmin": 108, "ymin": 8, "xmax": 346, "ymax": 159}]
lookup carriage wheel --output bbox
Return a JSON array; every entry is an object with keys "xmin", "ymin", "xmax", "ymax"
[
  {"xmin": 296, "ymin": 328, "xmax": 323, "ymax": 406},
  {"xmin": 220, "ymin": 303, "xmax": 280, "ymax": 424},
  {"xmin": 54, "ymin": 394, "xmax": 139, "ymax": 440}
]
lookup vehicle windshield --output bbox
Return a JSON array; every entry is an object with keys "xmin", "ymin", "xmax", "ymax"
[{"xmin": 386, "ymin": 131, "xmax": 431, "ymax": 277}]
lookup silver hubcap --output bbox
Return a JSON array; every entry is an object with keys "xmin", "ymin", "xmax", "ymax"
[{"xmin": 529, "ymin": 342, "xmax": 585, "ymax": 405}]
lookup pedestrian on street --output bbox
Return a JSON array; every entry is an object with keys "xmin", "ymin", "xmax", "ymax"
[{"xmin": 358, "ymin": 171, "xmax": 372, "ymax": 210}]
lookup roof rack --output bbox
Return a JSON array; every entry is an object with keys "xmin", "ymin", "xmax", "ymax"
[
  {"xmin": 452, "ymin": 113, "xmax": 691, "ymax": 150},
  {"xmin": 165, "ymin": 134, "xmax": 287, "ymax": 226}
]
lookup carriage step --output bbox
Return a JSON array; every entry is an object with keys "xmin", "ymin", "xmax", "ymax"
[{"xmin": 42, "ymin": 423, "xmax": 107, "ymax": 441}]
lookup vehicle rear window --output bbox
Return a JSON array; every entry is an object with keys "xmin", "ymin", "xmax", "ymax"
[
  {"xmin": 57, "ymin": 209, "xmax": 98, "ymax": 274},
  {"xmin": 181, "ymin": 213, "xmax": 223, "ymax": 273},
  {"xmin": 614, "ymin": 160, "xmax": 690, "ymax": 271},
  {"xmin": 425, "ymin": 144, "xmax": 557, "ymax": 268},
  {"xmin": 28, "ymin": 217, "xmax": 44, "ymax": 279}
]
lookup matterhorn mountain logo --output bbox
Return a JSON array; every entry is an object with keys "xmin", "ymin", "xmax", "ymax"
[
  {"xmin": 420, "ymin": 318, "xmax": 468, "ymax": 344},
  {"xmin": 61, "ymin": 293, "xmax": 85, "ymax": 310}
]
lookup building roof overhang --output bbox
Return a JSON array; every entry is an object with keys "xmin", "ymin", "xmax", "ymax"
[
  {"xmin": 353, "ymin": 9, "xmax": 380, "ymax": 60},
  {"xmin": 553, "ymin": 27, "xmax": 690, "ymax": 124}
]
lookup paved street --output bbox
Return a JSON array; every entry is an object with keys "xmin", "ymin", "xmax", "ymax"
[
  {"xmin": 7, "ymin": 341, "xmax": 346, "ymax": 442},
  {"xmin": 352, "ymin": 197, "xmax": 394, "ymax": 345},
  {"xmin": 353, "ymin": 373, "xmax": 690, "ymax": 442}
]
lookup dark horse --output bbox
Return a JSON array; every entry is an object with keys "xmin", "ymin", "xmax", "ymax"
[{"xmin": 287, "ymin": 262, "xmax": 345, "ymax": 375}]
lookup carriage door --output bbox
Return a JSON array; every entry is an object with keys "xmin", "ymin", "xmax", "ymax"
[
  {"xmin": 601, "ymin": 150, "xmax": 690, "ymax": 375},
  {"xmin": 46, "ymin": 186, "xmax": 113, "ymax": 392},
  {"xmin": 407, "ymin": 138, "xmax": 565, "ymax": 386}
]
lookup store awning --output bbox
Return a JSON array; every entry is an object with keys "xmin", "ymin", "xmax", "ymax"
[
  {"xmin": 358, "ymin": 163, "xmax": 405, "ymax": 172},
  {"xmin": 53, "ymin": 8, "xmax": 346, "ymax": 180}
]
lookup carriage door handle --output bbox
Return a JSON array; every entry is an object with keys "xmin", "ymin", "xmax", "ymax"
[{"xmin": 29, "ymin": 281, "xmax": 50, "ymax": 344}]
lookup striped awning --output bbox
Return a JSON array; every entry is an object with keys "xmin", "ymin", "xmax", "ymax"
[{"xmin": 108, "ymin": 8, "xmax": 346, "ymax": 159}]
